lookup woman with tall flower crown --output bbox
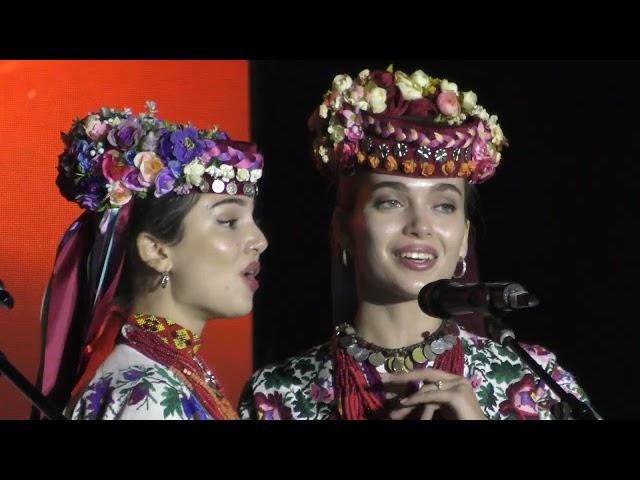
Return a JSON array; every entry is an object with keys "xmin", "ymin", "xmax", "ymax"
[{"xmin": 240, "ymin": 67, "xmax": 596, "ymax": 420}]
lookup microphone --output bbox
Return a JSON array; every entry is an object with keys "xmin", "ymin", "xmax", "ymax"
[
  {"xmin": 0, "ymin": 279, "xmax": 14, "ymax": 309},
  {"xmin": 418, "ymin": 279, "xmax": 539, "ymax": 319}
]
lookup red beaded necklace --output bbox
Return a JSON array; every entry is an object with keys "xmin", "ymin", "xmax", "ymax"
[
  {"xmin": 122, "ymin": 313, "xmax": 239, "ymax": 420},
  {"xmin": 333, "ymin": 321, "xmax": 465, "ymax": 420}
]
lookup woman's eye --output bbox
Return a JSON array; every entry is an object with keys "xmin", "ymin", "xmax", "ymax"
[
  {"xmin": 217, "ymin": 219, "xmax": 238, "ymax": 228},
  {"xmin": 375, "ymin": 199, "xmax": 403, "ymax": 209},
  {"xmin": 434, "ymin": 203, "xmax": 457, "ymax": 214}
]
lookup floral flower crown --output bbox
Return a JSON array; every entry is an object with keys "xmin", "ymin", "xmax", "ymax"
[
  {"xmin": 309, "ymin": 66, "xmax": 508, "ymax": 184},
  {"xmin": 57, "ymin": 101, "xmax": 264, "ymax": 211}
]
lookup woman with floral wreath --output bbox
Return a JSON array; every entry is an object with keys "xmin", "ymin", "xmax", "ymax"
[
  {"xmin": 36, "ymin": 101, "xmax": 267, "ymax": 420},
  {"xmin": 240, "ymin": 67, "xmax": 596, "ymax": 420}
]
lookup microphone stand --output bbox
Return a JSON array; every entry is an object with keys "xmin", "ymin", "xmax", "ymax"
[
  {"xmin": 0, "ymin": 351, "xmax": 67, "ymax": 420},
  {"xmin": 485, "ymin": 314, "xmax": 599, "ymax": 420},
  {"xmin": 0, "ymin": 280, "xmax": 67, "ymax": 420}
]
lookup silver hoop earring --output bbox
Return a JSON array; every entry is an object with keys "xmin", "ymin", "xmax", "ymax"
[
  {"xmin": 160, "ymin": 271, "xmax": 170, "ymax": 289},
  {"xmin": 342, "ymin": 249, "xmax": 349, "ymax": 268},
  {"xmin": 453, "ymin": 258, "xmax": 467, "ymax": 279}
]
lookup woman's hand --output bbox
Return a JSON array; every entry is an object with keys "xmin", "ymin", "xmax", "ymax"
[{"xmin": 380, "ymin": 368, "xmax": 487, "ymax": 420}]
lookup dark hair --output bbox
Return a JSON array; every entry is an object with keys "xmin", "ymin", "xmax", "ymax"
[
  {"xmin": 464, "ymin": 181, "xmax": 483, "ymax": 235},
  {"xmin": 115, "ymin": 193, "xmax": 200, "ymax": 307}
]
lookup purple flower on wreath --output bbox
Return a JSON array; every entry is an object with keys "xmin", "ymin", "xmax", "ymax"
[
  {"xmin": 74, "ymin": 178, "xmax": 105, "ymax": 210},
  {"xmin": 140, "ymin": 131, "xmax": 160, "ymax": 152},
  {"xmin": 122, "ymin": 169, "xmax": 147, "ymax": 192},
  {"xmin": 159, "ymin": 131, "xmax": 175, "ymax": 161},
  {"xmin": 76, "ymin": 194, "xmax": 101, "ymax": 210},
  {"xmin": 73, "ymin": 140, "xmax": 94, "ymax": 173},
  {"xmin": 107, "ymin": 117, "xmax": 142, "ymax": 150},
  {"xmin": 170, "ymin": 127, "xmax": 204, "ymax": 163},
  {"xmin": 81, "ymin": 177, "xmax": 104, "ymax": 196},
  {"xmin": 200, "ymin": 139, "xmax": 220, "ymax": 165},
  {"xmin": 213, "ymin": 130, "xmax": 229, "ymax": 141},
  {"xmin": 166, "ymin": 160, "xmax": 182, "ymax": 179},
  {"xmin": 154, "ymin": 168, "xmax": 177, "ymax": 197}
]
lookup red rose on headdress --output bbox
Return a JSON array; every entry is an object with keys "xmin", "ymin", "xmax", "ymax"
[
  {"xmin": 336, "ymin": 142, "xmax": 357, "ymax": 170},
  {"xmin": 369, "ymin": 70, "xmax": 408, "ymax": 117},
  {"xmin": 369, "ymin": 70, "xmax": 394, "ymax": 88},
  {"xmin": 102, "ymin": 150, "xmax": 133, "ymax": 182},
  {"xmin": 406, "ymin": 98, "xmax": 438, "ymax": 118},
  {"xmin": 385, "ymin": 93, "xmax": 410, "ymax": 118}
]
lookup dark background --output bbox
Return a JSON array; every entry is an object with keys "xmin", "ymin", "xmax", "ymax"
[{"xmin": 249, "ymin": 60, "xmax": 640, "ymax": 419}]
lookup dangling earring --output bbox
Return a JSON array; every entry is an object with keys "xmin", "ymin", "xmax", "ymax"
[
  {"xmin": 342, "ymin": 249, "xmax": 349, "ymax": 268},
  {"xmin": 160, "ymin": 271, "xmax": 170, "ymax": 289},
  {"xmin": 453, "ymin": 257, "xmax": 467, "ymax": 279}
]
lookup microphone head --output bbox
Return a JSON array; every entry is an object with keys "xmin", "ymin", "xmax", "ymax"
[
  {"xmin": 418, "ymin": 279, "xmax": 459, "ymax": 319},
  {"xmin": 514, "ymin": 293, "xmax": 539, "ymax": 309},
  {"xmin": 502, "ymin": 283, "xmax": 540, "ymax": 310}
]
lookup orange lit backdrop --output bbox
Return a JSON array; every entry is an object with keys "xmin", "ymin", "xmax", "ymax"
[{"xmin": 0, "ymin": 60, "xmax": 252, "ymax": 419}]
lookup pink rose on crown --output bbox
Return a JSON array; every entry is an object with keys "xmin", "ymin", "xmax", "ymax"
[
  {"xmin": 436, "ymin": 90, "xmax": 461, "ymax": 117},
  {"xmin": 107, "ymin": 181, "xmax": 132, "ymax": 207},
  {"xmin": 134, "ymin": 151, "xmax": 164, "ymax": 186}
]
